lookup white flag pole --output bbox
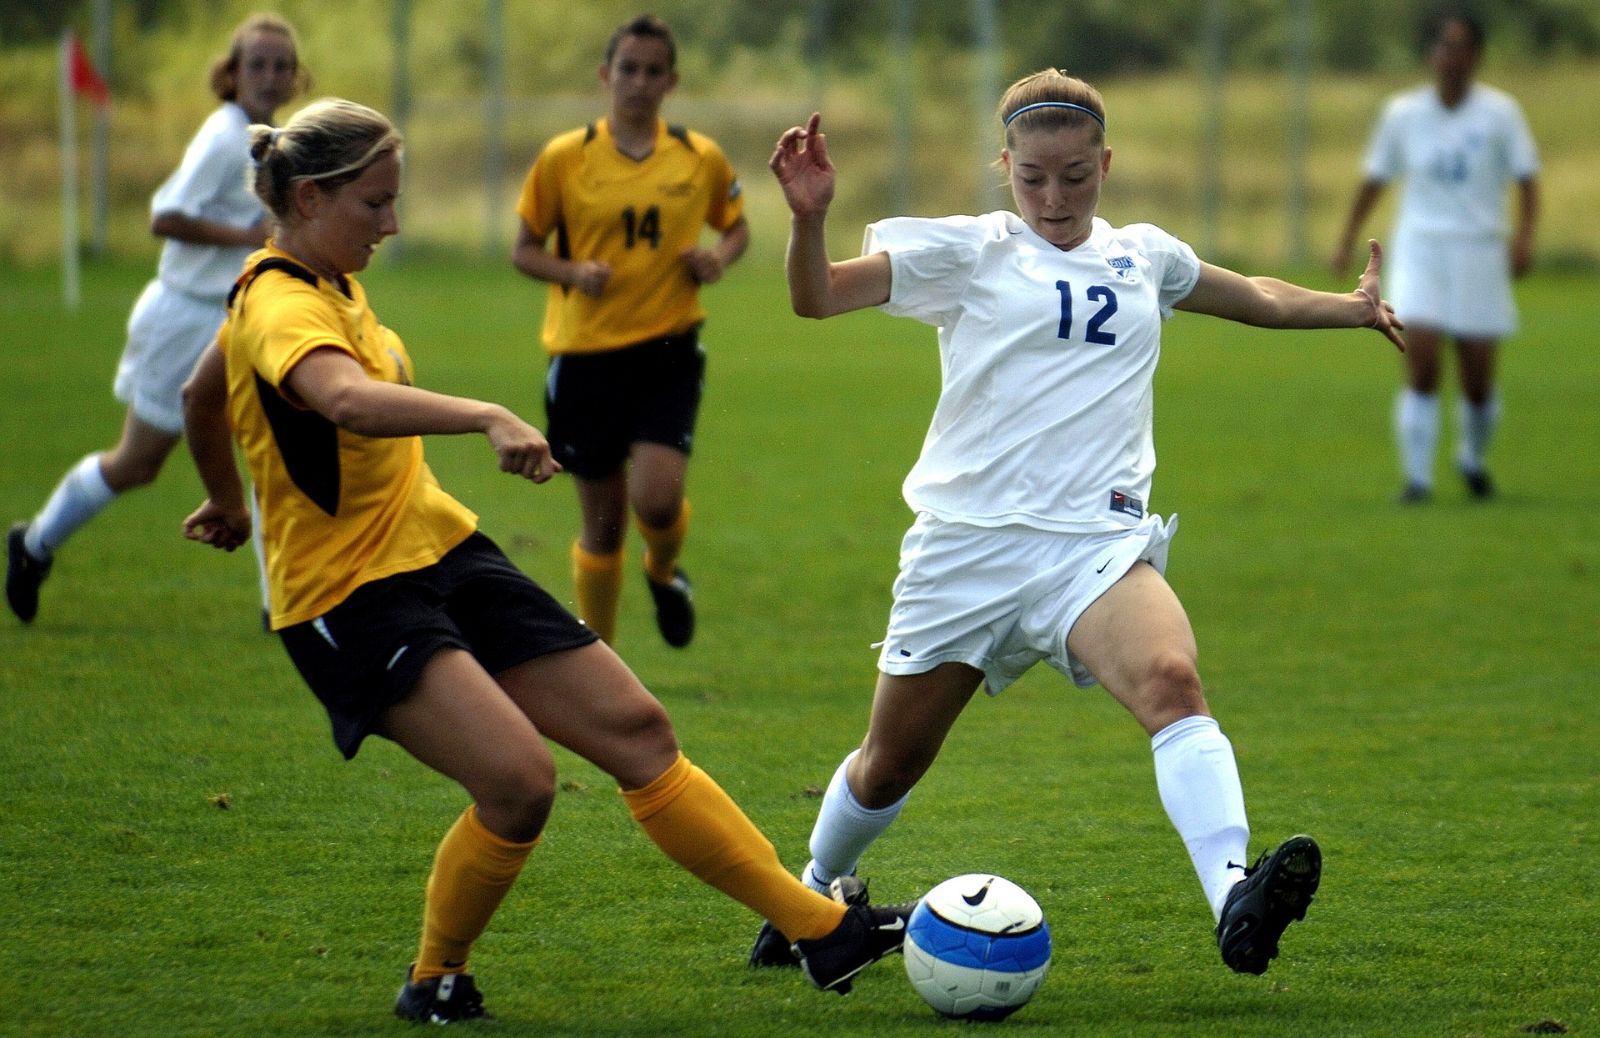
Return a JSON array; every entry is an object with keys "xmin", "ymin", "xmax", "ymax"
[{"xmin": 60, "ymin": 30, "xmax": 82, "ymax": 310}]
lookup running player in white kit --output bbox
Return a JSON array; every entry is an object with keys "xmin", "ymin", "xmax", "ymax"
[
  {"xmin": 749, "ymin": 68, "xmax": 1406, "ymax": 978},
  {"xmin": 6, "ymin": 15, "xmax": 305, "ymax": 624},
  {"xmin": 1332, "ymin": 12, "xmax": 1539, "ymax": 502}
]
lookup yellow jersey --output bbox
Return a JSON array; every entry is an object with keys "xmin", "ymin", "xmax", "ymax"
[
  {"xmin": 217, "ymin": 247, "xmax": 478, "ymax": 629},
  {"xmin": 515, "ymin": 118, "xmax": 744, "ymax": 355}
]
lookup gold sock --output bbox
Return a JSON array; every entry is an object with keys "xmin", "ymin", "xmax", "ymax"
[
  {"xmin": 638, "ymin": 500, "xmax": 690, "ymax": 586},
  {"xmin": 413, "ymin": 806, "xmax": 537, "ymax": 981},
  {"xmin": 621, "ymin": 753, "xmax": 846, "ymax": 943},
  {"xmin": 572, "ymin": 541, "xmax": 623, "ymax": 643}
]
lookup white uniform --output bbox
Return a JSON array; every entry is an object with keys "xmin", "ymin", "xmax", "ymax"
[
  {"xmin": 865, "ymin": 212, "xmax": 1200, "ymax": 689},
  {"xmin": 1364, "ymin": 83, "xmax": 1539, "ymax": 338},
  {"xmin": 115, "ymin": 102, "xmax": 263, "ymax": 433}
]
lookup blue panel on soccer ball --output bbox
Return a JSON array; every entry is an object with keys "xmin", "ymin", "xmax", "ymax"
[
  {"xmin": 907, "ymin": 901, "xmax": 1051, "ymax": 973},
  {"xmin": 988, "ymin": 924, "xmax": 1052, "ymax": 972}
]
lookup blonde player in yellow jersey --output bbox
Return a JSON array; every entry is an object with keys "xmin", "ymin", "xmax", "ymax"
[
  {"xmin": 181, "ymin": 98, "xmax": 908, "ymax": 1025},
  {"xmin": 513, "ymin": 14, "xmax": 748, "ymax": 649}
]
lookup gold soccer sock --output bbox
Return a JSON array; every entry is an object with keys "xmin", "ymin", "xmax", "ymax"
[
  {"xmin": 572, "ymin": 541, "xmax": 623, "ymax": 643},
  {"xmin": 413, "ymin": 806, "xmax": 537, "ymax": 981},
  {"xmin": 638, "ymin": 500, "xmax": 690, "ymax": 586},
  {"xmin": 622, "ymin": 753, "xmax": 846, "ymax": 943}
]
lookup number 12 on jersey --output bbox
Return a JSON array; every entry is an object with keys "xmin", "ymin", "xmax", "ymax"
[{"xmin": 1055, "ymin": 280, "xmax": 1118, "ymax": 345}]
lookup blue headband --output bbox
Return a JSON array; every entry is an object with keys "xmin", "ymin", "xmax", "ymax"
[{"xmin": 1003, "ymin": 101, "xmax": 1105, "ymax": 129}]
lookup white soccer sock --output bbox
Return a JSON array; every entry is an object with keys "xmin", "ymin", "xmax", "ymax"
[
  {"xmin": 802, "ymin": 750, "xmax": 908, "ymax": 894},
  {"xmin": 28, "ymin": 454, "xmax": 116, "ymax": 557},
  {"xmin": 1394, "ymin": 388, "xmax": 1440, "ymax": 489},
  {"xmin": 1152, "ymin": 714, "xmax": 1250, "ymax": 921},
  {"xmin": 1455, "ymin": 394, "xmax": 1501, "ymax": 473}
]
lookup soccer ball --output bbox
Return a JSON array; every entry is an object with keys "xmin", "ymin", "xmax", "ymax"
[{"xmin": 903, "ymin": 874, "xmax": 1052, "ymax": 1022}]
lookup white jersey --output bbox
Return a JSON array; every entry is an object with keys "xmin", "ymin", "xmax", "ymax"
[
  {"xmin": 151, "ymin": 102, "xmax": 264, "ymax": 300},
  {"xmin": 866, "ymin": 212, "xmax": 1200, "ymax": 533},
  {"xmin": 1364, "ymin": 83, "xmax": 1539, "ymax": 240}
]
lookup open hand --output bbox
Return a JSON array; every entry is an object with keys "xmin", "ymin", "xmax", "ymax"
[
  {"xmin": 769, "ymin": 113, "xmax": 835, "ymax": 219},
  {"xmin": 1356, "ymin": 239, "xmax": 1406, "ymax": 352}
]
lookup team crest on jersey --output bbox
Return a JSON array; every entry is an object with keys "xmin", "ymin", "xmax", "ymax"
[{"xmin": 1107, "ymin": 254, "xmax": 1139, "ymax": 281}]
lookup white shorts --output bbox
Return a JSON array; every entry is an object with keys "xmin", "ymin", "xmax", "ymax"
[
  {"xmin": 113, "ymin": 280, "xmax": 228, "ymax": 434},
  {"xmin": 876, "ymin": 512, "xmax": 1178, "ymax": 693},
  {"xmin": 1390, "ymin": 230, "xmax": 1517, "ymax": 339}
]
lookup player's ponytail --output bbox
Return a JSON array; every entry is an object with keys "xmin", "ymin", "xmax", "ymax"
[{"xmin": 250, "ymin": 99, "xmax": 403, "ymax": 221}]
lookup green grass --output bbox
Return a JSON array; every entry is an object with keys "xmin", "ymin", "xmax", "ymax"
[{"xmin": 1, "ymin": 258, "xmax": 1596, "ymax": 1038}]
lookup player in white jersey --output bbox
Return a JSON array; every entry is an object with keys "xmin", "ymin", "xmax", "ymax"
[
  {"xmin": 748, "ymin": 69, "xmax": 1406, "ymax": 978},
  {"xmin": 6, "ymin": 15, "xmax": 306, "ymax": 625},
  {"xmin": 1333, "ymin": 12, "xmax": 1540, "ymax": 502}
]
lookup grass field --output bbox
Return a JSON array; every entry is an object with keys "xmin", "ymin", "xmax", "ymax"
[{"xmin": 1, "ymin": 257, "xmax": 1596, "ymax": 1038}]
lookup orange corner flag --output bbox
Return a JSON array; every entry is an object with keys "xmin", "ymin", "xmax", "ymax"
[{"xmin": 66, "ymin": 32, "xmax": 111, "ymax": 109}]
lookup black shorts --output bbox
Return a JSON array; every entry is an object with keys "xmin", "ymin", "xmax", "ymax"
[
  {"xmin": 278, "ymin": 532, "xmax": 598, "ymax": 759},
  {"xmin": 544, "ymin": 328, "xmax": 706, "ymax": 478}
]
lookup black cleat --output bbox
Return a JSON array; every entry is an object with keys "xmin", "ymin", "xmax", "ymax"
[
  {"xmin": 1460, "ymin": 465, "xmax": 1495, "ymax": 500},
  {"xmin": 749, "ymin": 875, "xmax": 872, "ymax": 969},
  {"xmin": 394, "ymin": 966, "xmax": 489, "ymax": 1024},
  {"xmin": 748, "ymin": 920, "xmax": 800, "ymax": 968},
  {"xmin": 793, "ymin": 878, "xmax": 918, "ymax": 994},
  {"xmin": 1217, "ymin": 834, "xmax": 1322, "ymax": 975},
  {"xmin": 6, "ymin": 521, "xmax": 51, "ymax": 623},
  {"xmin": 1397, "ymin": 483, "xmax": 1432, "ymax": 505},
  {"xmin": 646, "ymin": 568, "xmax": 695, "ymax": 648}
]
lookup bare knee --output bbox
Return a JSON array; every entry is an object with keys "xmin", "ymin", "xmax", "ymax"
[
  {"xmin": 850, "ymin": 744, "xmax": 929, "ymax": 810},
  {"xmin": 99, "ymin": 451, "xmax": 167, "ymax": 492},
  {"xmin": 632, "ymin": 496, "xmax": 682, "ymax": 533},
  {"xmin": 1128, "ymin": 651, "xmax": 1208, "ymax": 736},
  {"xmin": 474, "ymin": 756, "xmax": 558, "ymax": 843},
  {"xmin": 625, "ymin": 697, "xmax": 679, "ymax": 762},
  {"xmin": 603, "ymin": 696, "xmax": 682, "ymax": 790}
]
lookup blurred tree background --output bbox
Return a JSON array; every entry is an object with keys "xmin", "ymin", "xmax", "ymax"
[
  {"xmin": 9, "ymin": 0, "xmax": 1598, "ymax": 70},
  {"xmin": 4, "ymin": 0, "xmax": 1597, "ymax": 267}
]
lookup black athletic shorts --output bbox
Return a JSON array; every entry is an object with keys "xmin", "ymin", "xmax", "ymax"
[
  {"xmin": 544, "ymin": 328, "xmax": 706, "ymax": 478},
  {"xmin": 278, "ymin": 531, "xmax": 598, "ymax": 759}
]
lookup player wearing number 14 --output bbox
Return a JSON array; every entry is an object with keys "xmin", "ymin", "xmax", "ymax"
[
  {"xmin": 754, "ymin": 69, "xmax": 1407, "ymax": 979},
  {"xmin": 512, "ymin": 15, "xmax": 748, "ymax": 650}
]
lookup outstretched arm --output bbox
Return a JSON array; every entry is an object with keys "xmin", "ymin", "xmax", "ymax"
[
  {"xmin": 286, "ymin": 347, "xmax": 561, "ymax": 482},
  {"xmin": 768, "ymin": 113, "xmax": 890, "ymax": 318},
  {"xmin": 1176, "ymin": 239, "xmax": 1406, "ymax": 352}
]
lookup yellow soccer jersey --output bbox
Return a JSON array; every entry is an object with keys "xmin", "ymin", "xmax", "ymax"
[
  {"xmin": 218, "ymin": 247, "xmax": 477, "ymax": 629},
  {"xmin": 516, "ymin": 118, "xmax": 745, "ymax": 355}
]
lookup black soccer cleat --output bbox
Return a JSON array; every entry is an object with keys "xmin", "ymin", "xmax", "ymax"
[
  {"xmin": 793, "ymin": 878, "xmax": 918, "ymax": 995},
  {"xmin": 749, "ymin": 874, "xmax": 872, "ymax": 969},
  {"xmin": 1217, "ymin": 834, "xmax": 1322, "ymax": 975},
  {"xmin": 646, "ymin": 567, "xmax": 695, "ymax": 648},
  {"xmin": 1397, "ymin": 482, "xmax": 1432, "ymax": 505},
  {"xmin": 6, "ymin": 521, "xmax": 51, "ymax": 624},
  {"xmin": 748, "ymin": 919, "xmax": 800, "ymax": 968},
  {"xmin": 394, "ymin": 966, "xmax": 489, "ymax": 1025},
  {"xmin": 1460, "ymin": 464, "xmax": 1496, "ymax": 500}
]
